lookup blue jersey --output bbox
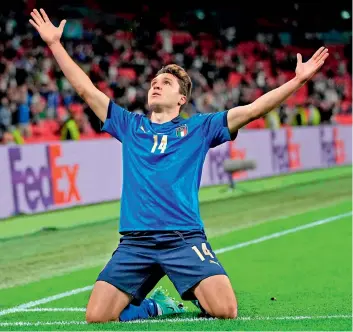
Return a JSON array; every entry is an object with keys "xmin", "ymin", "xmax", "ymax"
[{"xmin": 102, "ymin": 100, "xmax": 237, "ymax": 232}]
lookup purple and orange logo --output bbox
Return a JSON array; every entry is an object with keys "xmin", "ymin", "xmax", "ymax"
[
  {"xmin": 9, "ymin": 144, "xmax": 81, "ymax": 214},
  {"xmin": 271, "ymin": 127, "xmax": 302, "ymax": 172},
  {"xmin": 320, "ymin": 127, "xmax": 345, "ymax": 165}
]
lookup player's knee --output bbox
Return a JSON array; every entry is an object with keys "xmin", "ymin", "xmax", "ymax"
[
  {"xmin": 85, "ymin": 310, "xmax": 101, "ymax": 323},
  {"xmin": 86, "ymin": 309, "xmax": 110, "ymax": 323},
  {"xmin": 226, "ymin": 304, "xmax": 238, "ymax": 319},
  {"xmin": 212, "ymin": 303, "xmax": 237, "ymax": 319}
]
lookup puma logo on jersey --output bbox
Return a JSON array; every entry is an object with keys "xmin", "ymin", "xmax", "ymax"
[{"xmin": 209, "ymin": 260, "xmax": 220, "ymax": 266}]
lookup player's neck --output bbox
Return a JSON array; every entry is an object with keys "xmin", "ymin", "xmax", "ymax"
[{"xmin": 150, "ymin": 110, "xmax": 180, "ymax": 124}]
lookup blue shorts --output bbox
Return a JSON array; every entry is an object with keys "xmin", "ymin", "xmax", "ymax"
[{"xmin": 96, "ymin": 230, "xmax": 228, "ymax": 305}]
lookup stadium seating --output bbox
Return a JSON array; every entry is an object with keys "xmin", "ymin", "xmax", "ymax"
[{"xmin": 0, "ymin": 5, "xmax": 351, "ymax": 144}]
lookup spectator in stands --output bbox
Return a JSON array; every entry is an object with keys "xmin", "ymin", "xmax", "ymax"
[
  {"xmin": 60, "ymin": 103, "xmax": 94, "ymax": 140},
  {"xmin": 59, "ymin": 106, "xmax": 81, "ymax": 141},
  {"xmin": 0, "ymin": 97, "xmax": 11, "ymax": 132},
  {"xmin": 0, "ymin": 6, "xmax": 351, "ymax": 143},
  {"xmin": 0, "ymin": 129, "xmax": 14, "ymax": 145}
]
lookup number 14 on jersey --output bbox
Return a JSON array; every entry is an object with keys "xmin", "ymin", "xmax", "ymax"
[{"xmin": 151, "ymin": 135, "xmax": 168, "ymax": 153}]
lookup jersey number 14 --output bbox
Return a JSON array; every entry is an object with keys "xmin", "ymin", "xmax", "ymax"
[
  {"xmin": 151, "ymin": 135, "xmax": 168, "ymax": 153},
  {"xmin": 192, "ymin": 243, "xmax": 214, "ymax": 261}
]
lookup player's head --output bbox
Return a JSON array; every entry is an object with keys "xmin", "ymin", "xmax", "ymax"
[{"xmin": 148, "ymin": 64, "xmax": 192, "ymax": 113}]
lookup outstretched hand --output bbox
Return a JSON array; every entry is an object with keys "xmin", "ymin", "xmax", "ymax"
[
  {"xmin": 29, "ymin": 8, "xmax": 66, "ymax": 47},
  {"xmin": 295, "ymin": 47, "xmax": 329, "ymax": 84}
]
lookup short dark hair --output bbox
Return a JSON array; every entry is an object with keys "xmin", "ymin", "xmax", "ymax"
[{"xmin": 156, "ymin": 64, "xmax": 192, "ymax": 110}]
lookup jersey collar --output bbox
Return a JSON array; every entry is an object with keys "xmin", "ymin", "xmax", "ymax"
[
  {"xmin": 171, "ymin": 115, "xmax": 182, "ymax": 123},
  {"xmin": 145, "ymin": 113, "xmax": 182, "ymax": 124}
]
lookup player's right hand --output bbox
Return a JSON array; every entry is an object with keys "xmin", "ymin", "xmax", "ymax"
[{"xmin": 29, "ymin": 9, "xmax": 66, "ymax": 46}]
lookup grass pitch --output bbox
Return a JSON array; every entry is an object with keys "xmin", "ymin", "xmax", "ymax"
[{"xmin": 0, "ymin": 166, "xmax": 352, "ymax": 331}]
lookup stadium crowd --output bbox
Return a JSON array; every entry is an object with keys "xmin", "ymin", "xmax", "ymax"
[{"xmin": 0, "ymin": 4, "xmax": 351, "ymax": 144}]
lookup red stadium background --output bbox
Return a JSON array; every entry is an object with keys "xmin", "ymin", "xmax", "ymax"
[{"xmin": 0, "ymin": 0, "xmax": 351, "ymax": 144}]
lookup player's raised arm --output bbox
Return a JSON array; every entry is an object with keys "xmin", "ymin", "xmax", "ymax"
[
  {"xmin": 226, "ymin": 47, "xmax": 329, "ymax": 133},
  {"xmin": 29, "ymin": 8, "xmax": 109, "ymax": 122}
]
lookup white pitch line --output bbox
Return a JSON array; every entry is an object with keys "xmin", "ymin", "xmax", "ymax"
[
  {"xmin": 0, "ymin": 211, "xmax": 351, "ymax": 318},
  {"xmin": 124, "ymin": 314, "xmax": 353, "ymax": 323},
  {"xmin": 0, "ymin": 315, "xmax": 351, "ymax": 326},
  {"xmin": 14, "ymin": 308, "xmax": 86, "ymax": 312},
  {"xmin": 0, "ymin": 286, "xmax": 92, "ymax": 317},
  {"xmin": 0, "ymin": 255, "xmax": 110, "ymax": 291},
  {"xmin": 208, "ymin": 199, "xmax": 349, "ymax": 238},
  {"xmin": 214, "ymin": 211, "xmax": 352, "ymax": 254},
  {"xmin": 0, "ymin": 200, "xmax": 347, "ymax": 291}
]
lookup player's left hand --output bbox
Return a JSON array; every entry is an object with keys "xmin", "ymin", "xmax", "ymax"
[{"xmin": 295, "ymin": 47, "xmax": 329, "ymax": 84}]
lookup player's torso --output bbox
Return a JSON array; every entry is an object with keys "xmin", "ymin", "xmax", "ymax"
[
  {"xmin": 119, "ymin": 115, "xmax": 207, "ymax": 231},
  {"xmin": 123, "ymin": 116, "xmax": 206, "ymax": 168}
]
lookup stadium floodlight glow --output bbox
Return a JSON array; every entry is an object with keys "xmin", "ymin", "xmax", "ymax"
[
  {"xmin": 341, "ymin": 11, "xmax": 351, "ymax": 19},
  {"xmin": 196, "ymin": 10, "xmax": 205, "ymax": 20}
]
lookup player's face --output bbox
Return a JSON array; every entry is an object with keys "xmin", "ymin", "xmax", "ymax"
[{"xmin": 148, "ymin": 73, "xmax": 185, "ymax": 111}]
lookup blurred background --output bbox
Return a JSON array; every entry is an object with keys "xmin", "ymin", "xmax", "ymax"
[{"xmin": 0, "ymin": 0, "xmax": 351, "ymax": 144}]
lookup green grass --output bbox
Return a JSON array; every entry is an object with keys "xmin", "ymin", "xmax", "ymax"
[
  {"xmin": 0, "ymin": 165, "xmax": 351, "ymax": 239},
  {"xmin": 0, "ymin": 166, "xmax": 351, "ymax": 331}
]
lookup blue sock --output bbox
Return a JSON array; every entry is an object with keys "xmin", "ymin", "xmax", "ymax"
[{"xmin": 119, "ymin": 298, "xmax": 159, "ymax": 322}]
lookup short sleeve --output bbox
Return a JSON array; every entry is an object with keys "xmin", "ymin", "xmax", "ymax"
[
  {"xmin": 200, "ymin": 111, "xmax": 238, "ymax": 148},
  {"xmin": 101, "ymin": 100, "xmax": 138, "ymax": 142}
]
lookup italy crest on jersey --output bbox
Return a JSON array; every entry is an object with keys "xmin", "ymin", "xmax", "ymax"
[{"xmin": 176, "ymin": 125, "xmax": 188, "ymax": 138}]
